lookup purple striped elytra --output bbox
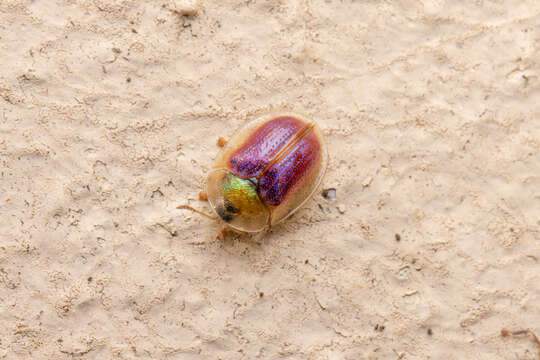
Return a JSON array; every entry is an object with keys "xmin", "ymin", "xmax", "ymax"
[{"xmin": 205, "ymin": 113, "xmax": 328, "ymax": 233}]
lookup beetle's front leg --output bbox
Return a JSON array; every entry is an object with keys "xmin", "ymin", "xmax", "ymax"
[
  {"xmin": 199, "ymin": 191, "xmax": 208, "ymax": 201},
  {"xmin": 216, "ymin": 225, "xmax": 245, "ymax": 240},
  {"xmin": 217, "ymin": 137, "xmax": 228, "ymax": 147}
]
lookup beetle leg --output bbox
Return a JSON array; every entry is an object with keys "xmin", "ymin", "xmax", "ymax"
[
  {"xmin": 198, "ymin": 191, "xmax": 208, "ymax": 201},
  {"xmin": 216, "ymin": 225, "xmax": 246, "ymax": 240},
  {"xmin": 251, "ymin": 231, "xmax": 266, "ymax": 244},
  {"xmin": 177, "ymin": 205, "xmax": 217, "ymax": 219},
  {"xmin": 216, "ymin": 227, "xmax": 228, "ymax": 240},
  {"xmin": 217, "ymin": 137, "xmax": 228, "ymax": 147}
]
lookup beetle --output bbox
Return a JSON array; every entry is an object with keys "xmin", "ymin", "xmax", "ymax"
[{"xmin": 179, "ymin": 112, "xmax": 327, "ymax": 238}]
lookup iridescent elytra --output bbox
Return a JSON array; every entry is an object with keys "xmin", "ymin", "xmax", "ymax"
[{"xmin": 180, "ymin": 113, "xmax": 328, "ymax": 236}]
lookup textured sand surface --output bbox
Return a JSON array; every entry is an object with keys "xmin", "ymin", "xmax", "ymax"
[{"xmin": 1, "ymin": 1, "xmax": 540, "ymax": 359}]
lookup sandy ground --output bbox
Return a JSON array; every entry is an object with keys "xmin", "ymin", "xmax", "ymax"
[{"xmin": 1, "ymin": 0, "xmax": 540, "ymax": 359}]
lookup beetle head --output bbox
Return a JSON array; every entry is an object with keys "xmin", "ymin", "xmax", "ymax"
[{"xmin": 206, "ymin": 169, "xmax": 270, "ymax": 233}]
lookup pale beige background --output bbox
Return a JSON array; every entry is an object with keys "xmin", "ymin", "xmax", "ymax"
[{"xmin": 1, "ymin": 0, "xmax": 539, "ymax": 359}]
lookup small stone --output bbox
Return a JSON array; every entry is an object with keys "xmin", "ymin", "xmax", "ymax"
[
  {"xmin": 337, "ymin": 204, "xmax": 346, "ymax": 214},
  {"xmin": 170, "ymin": 0, "xmax": 201, "ymax": 16},
  {"xmin": 322, "ymin": 188, "xmax": 336, "ymax": 201},
  {"xmin": 362, "ymin": 176, "xmax": 373, "ymax": 187}
]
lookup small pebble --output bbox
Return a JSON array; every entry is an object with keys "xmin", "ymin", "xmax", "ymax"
[
  {"xmin": 322, "ymin": 188, "xmax": 336, "ymax": 201},
  {"xmin": 171, "ymin": 0, "xmax": 201, "ymax": 16},
  {"xmin": 362, "ymin": 176, "xmax": 373, "ymax": 187},
  {"xmin": 337, "ymin": 204, "xmax": 346, "ymax": 214}
]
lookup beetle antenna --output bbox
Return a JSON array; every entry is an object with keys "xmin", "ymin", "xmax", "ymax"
[{"xmin": 177, "ymin": 205, "xmax": 218, "ymax": 220}]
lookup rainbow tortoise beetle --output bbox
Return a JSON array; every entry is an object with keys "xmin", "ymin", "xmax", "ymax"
[{"xmin": 179, "ymin": 112, "xmax": 328, "ymax": 239}]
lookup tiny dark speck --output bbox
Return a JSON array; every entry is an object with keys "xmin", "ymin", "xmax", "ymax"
[
  {"xmin": 427, "ymin": 328, "xmax": 433, "ymax": 336},
  {"xmin": 259, "ymin": 292, "xmax": 264, "ymax": 298},
  {"xmin": 395, "ymin": 233, "xmax": 401, "ymax": 241}
]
